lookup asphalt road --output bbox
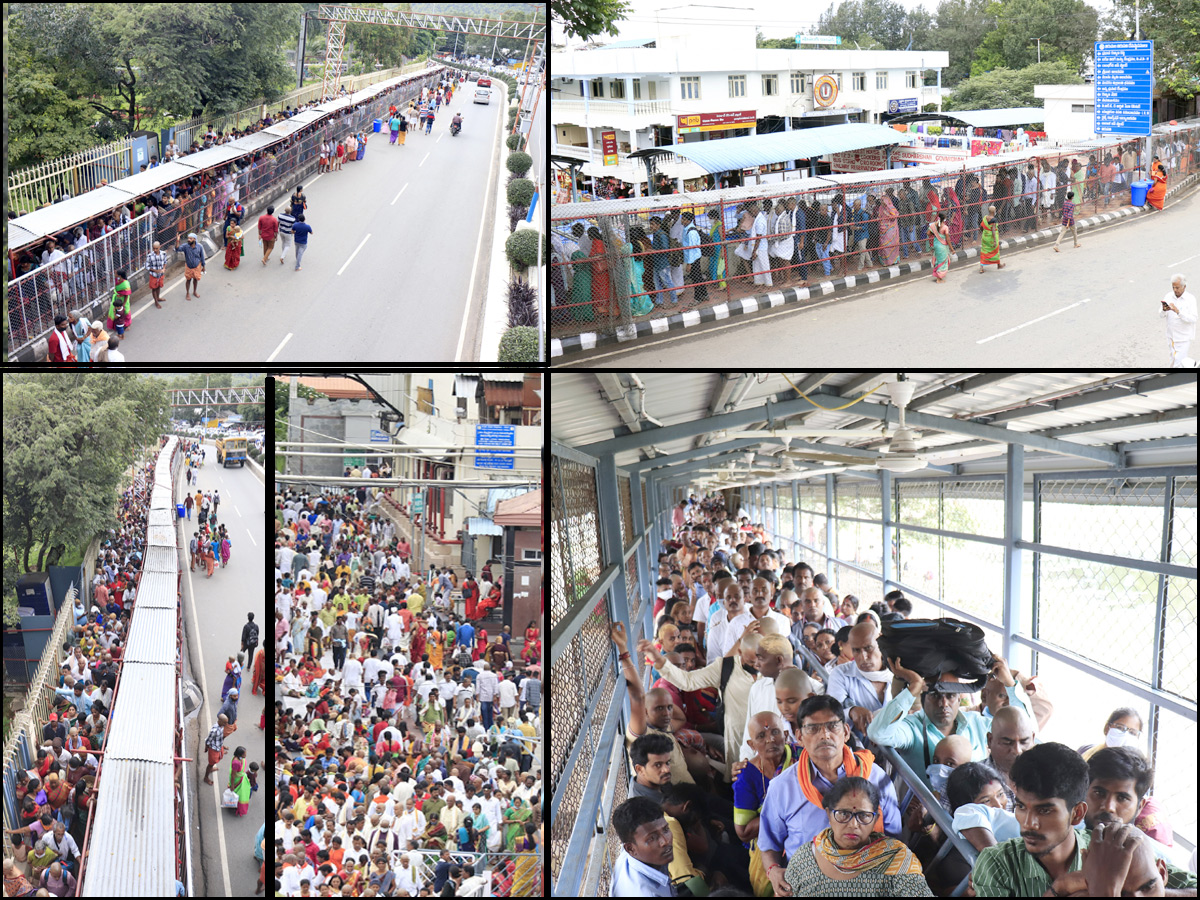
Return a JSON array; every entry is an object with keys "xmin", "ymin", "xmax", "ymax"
[
  {"xmin": 180, "ymin": 444, "xmax": 265, "ymax": 896},
  {"xmin": 563, "ymin": 183, "xmax": 1200, "ymax": 367},
  {"xmin": 126, "ymin": 87, "xmax": 502, "ymax": 362}
]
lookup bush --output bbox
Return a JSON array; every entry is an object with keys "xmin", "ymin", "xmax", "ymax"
[
  {"xmin": 505, "ymin": 229, "xmax": 539, "ymax": 270},
  {"xmin": 509, "ymin": 203, "xmax": 527, "ymax": 233},
  {"xmin": 507, "ymin": 178, "xmax": 534, "ymax": 208},
  {"xmin": 506, "ymin": 151, "xmax": 532, "ymax": 177},
  {"xmin": 506, "ymin": 133, "xmax": 522, "ymax": 152},
  {"xmin": 507, "ymin": 277, "xmax": 538, "ymax": 327},
  {"xmin": 498, "ymin": 326, "xmax": 539, "ymax": 363}
]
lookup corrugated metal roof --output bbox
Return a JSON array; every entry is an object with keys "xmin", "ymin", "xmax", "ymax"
[
  {"xmin": 467, "ymin": 517, "xmax": 504, "ymax": 535},
  {"xmin": 148, "ymin": 508, "xmax": 174, "ymax": 528},
  {"xmin": 495, "ymin": 488, "xmax": 542, "ymax": 526},
  {"xmin": 552, "ymin": 374, "xmax": 1197, "ymax": 476},
  {"xmin": 136, "ymin": 572, "xmax": 177, "ymax": 611},
  {"xmin": 670, "ymin": 123, "xmax": 910, "ymax": 173},
  {"xmin": 896, "ymin": 107, "xmax": 1046, "ymax": 129},
  {"xmin": 141, "ymin": 546, "xmax": 179, "ymax": 574},
  {"xmin": 80, "ymin": 758, "xmax": 177, "ymax": 896},
  {"xmin": 104, "ymin": 662, "xmax": 176, "ymax": 761},
  {"xmin": 123, "ymin": 608, "xmax": 180, "ymax": 666},
  {"xmin": 146, "ymin": 524, "xmax": 175, "ymax": 547}
]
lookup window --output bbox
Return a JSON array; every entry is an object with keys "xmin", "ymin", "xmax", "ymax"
[
  {"xmin": 632, "ymin": 78, "xmax": 641, "ymax": 99},
  {"xmin": 610, "ymin": 80, "xmax": 625, "ymax": 99},
  {"xmin": 522, "ymin": 549, "xmax": 543, "ymax": 561},
  {"xmin": 591, "ymin": 78, "xmax": 604, "ymax": 98},
  {"xmin": 906, "ymin": 70, "xmax": 919, "ymax": 89},
  {"xmin": 1071, "ymin": 103, "xmax": 1095, "ymax": 113},
  {"xmin": 791, "ymin": 71, "xmax": 807, "ymax": 94},
  {"xmin": 680, "ymin": 76, "xmax": 701, "ymax": 100},
  {"xmin": 762, "ymin": 73, "xmax": 778, "ymax": 96},
  {"xmin": 876, "ymin": 71, "xmax": 888, "ymax": 90},
  {"xmin": 852, "ymin": 71, "xmax": 865, "ymax": 91},
  {"xmin": 729, "ymin": 74, "xmax": 746, "ymax": 98}
]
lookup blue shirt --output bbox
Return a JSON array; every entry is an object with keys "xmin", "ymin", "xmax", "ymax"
[
  {"xmin": 611, "ymin": 848, "xmax": 675, "ymax": 896},
  {"xmin": 649, "ymin": 229, "xmax": 671, "ymax": 270},
  {"xmin": 853, "ymin": 206, "xmax": 869, "ymax": 242},
  {"xmin": 55, "ymin": 687, "xmax": 93, "ymax": 716},
  {"xmin": 457, "ymin": 622, "xmax": 475, "ymax": 650},
  {"xmin": 291, "ymin": 222, "xmax": 313, "ymax": 245},
  {"xmin": 175, "ymin": 242, "xmax": 205, "ymax": 268},
  {"xmin": 866, "ymin": 686, "xmax": 992, "ymax": 788},
  {"xmin": 758, "ymin": 755, "xmax": 901, "ymax": 858},
  {"xmin": 681, "ymin": 224, "xmax": 702, "ymax": 266}
]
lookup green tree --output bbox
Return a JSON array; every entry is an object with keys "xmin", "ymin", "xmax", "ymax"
[
  {"xmin": 944, "ymin": 59, "xmax": 1081, "ymax": 109},
  {"xmin": 972, "ymin": 0, "xmax": 1099, "ymax": 74},
  {"xmin": 936, "ymin": 0, "xmax": 998, "ymax": 85},
  {"xmin": 1100, "ymin": 0, "xmax": 1200, "ymax": 100},
  {"xmin": 551, "ymin": 0, "xmax": 631, "ymax": 42}
]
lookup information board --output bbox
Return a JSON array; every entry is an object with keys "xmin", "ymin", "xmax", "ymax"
[
  {"xmin": 1094, "ymin": 40, "xmax": 1153, "ymax": 136},
  {"xmin": 475, "ymin": 424, "xmax": 516, "ymax": 469}
]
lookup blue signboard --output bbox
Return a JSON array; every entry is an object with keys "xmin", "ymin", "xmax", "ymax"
[
  {"xmin": 888, "ymin": 98, "xmax": 920, "ymax": 115},
  {"xmin": 475, "ymin": 424, "xmax": 516, "ymax": 469},
  {"xmin": 1094, "ymin": 41, "xmax": 1153, "ymax": 136}
]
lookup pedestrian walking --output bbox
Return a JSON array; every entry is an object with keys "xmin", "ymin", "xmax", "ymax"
[
  {"xmin": 202, "ymin": 714, "xmax": 228, "ymax": 785},
  {"xmin": 1052, "ymin": 190, "xmax": 1081, "ymax": 252},
  {"xmin": 389, "ymin": 112, "xmax": 401, "ymax": 145},
  {"xmin": 222, "ymin": 199, "xmax": 244, "ymax": 247},
  {"xmin": 289, "ymin": 186, "xmax": 307, "ymax": 220},
  {"xmin": 978, "ymin": 204, "xmax": 1006, "ymax": 272},
  {"xmin": 146, "ymin": 241, "xmax": 168, "ymax": 308},
  {"xmin": 258, "ymin": 205, "xmax": 279, "ymax": 265},
  {"xmin": 275, "ymin": 208, "xmax": 295, "ymax": 265},
  {"xmin": 425, "ymin": 108, "xmax": 435, "ymax": 134},
  {"xmin": 228, "ymin": 746, "xmax": 252, "ymax": 816},
  {"xmin": 929, "ymin": 210, "xmax": 950, "ymax": 283},
  {"xmin": 291, "ymin": 214, "xmax": 313, "ymax": 271},
  {"xmin": 184, "ymin": 493, "xmax": 193, "ymax": 521},
  {"xmin": 319, "ymin": 140, "xmax": 329, "ymax": 173},
  {"xmin": 1161, "ymin": 273, "xmax": 1197, "ymax": 367},
  {"xmin": 175, "ymin": 233, "xmax": 206, "ymax": 300},
  {"xmin": 397, "ymin": 110, "xmax": 408, "ymax": 145}
]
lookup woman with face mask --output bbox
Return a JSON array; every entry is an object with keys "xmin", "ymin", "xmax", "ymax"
[{"xmin": 1079, "ymin": 707, "xmax": 1144, "ymax": 762}]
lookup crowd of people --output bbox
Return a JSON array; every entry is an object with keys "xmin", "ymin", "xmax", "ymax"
[
  {"xmin": 1, "ymin": 440, "xmax": 184, "ymax": 896},
  {"xmin": 273, "ymin": 483, "xmax": 543, "ymax": 896},
  {"xmin": 608, "ymin": 492, "xmax": 1197, "ymax": 897}
]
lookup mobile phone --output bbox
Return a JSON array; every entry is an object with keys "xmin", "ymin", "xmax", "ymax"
[{"xmin": 1162, "ymin": 301, "xmax": 1171, "ymax": 310}]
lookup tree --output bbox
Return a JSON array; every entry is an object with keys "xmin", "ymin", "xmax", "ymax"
[
  {"xmin": 944, "ymin": 60, "xmax": 1081, "ymax": 110},
  {"xmin": 1101, "ymin": 0, "xmax": 1200, "ymax": 100},
  {"xmin": 552, "ymin": 0, "xmax": 631, "ymax": 42},
  {"xmin": 936, "ymin": 0, "xmax": 998, "ymax": 85},
  {"xmin": 972, "ymin": 0, "xmax": 1100, "ymax": 74}
]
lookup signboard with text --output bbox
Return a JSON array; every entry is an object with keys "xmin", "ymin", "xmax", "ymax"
[
  {"xmin": 676, "ymin": 110, "xmax": 757, "ymax": 134},
  {"xmin": 475, "ymin": 424, "xmax": 516, "ymax": 469},
  {"xmin": 795, "ymin": 34, "xmax": 842, "ymax": 45},
  {"xmin": 887, "ymin": 98, "xmax": 920, "ymax": 115},
  {"xmin": 602, "ymin": 130, "xmax": 618, "ymax": 166},
  {"xmin": 1094, "ymin": 40, "xmax": 1153, "ymax": 136}
]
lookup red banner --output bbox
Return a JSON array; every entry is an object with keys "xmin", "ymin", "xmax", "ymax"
[{"xmin": 676, "ymin": 110, "xmax": 757, "ymax": 134}]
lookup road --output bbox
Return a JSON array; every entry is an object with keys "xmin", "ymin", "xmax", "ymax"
[
  {"xmin": 180, "ymin": 443, "xmax": 265, "ymax": 896},
  {"xmin": 125, "ymin": 84, "xmax": 502, "ymax": 362},
  {"xmin": 561, "ymin": 183, "xmax": 1200, "ymax": 367}
]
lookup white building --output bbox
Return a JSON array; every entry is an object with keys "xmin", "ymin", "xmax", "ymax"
[
  {"xmin": 552, "ymin": 5, "xmax": 948, "ymax": 189},
  {"xmin": 1034, "ymin": 83, "xmax": 1101, "ymax": 144}
]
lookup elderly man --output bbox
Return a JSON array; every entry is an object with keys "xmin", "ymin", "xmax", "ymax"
[
  {"xmin": 737, "ymin": 632, "xmax": 796, "ymax": 761},
  {"xmin": 757, "ymin": 694, "xmax": 902, "ymax": 896},
  {"xmin": 705, "ymin": 583, "xmax": 754, "ymax": 665},
  {"xmin": 1162, "ymin": 273, "xmax": 1197, "ymax": 367},
  {"xmin": 826, "ymin": 620, "xmax": 893, "ymax": 735},
  {"xmin": 797, "ymin": 586, "xmax": 845, "ymax": 631},
  {"xmin": 985, "ymin": 705, "xmax": 1036, "ymax": 810}
]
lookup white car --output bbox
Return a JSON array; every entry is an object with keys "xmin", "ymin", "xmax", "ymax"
[{"xmin": 474, "ymin": 87, "xmax": 490, "ymax": 105}]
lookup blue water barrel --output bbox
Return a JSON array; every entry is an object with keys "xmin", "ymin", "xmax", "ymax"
[
  {"xmin": 372, "ymin": 118, "xmax": 382, "ymax": 133},
  {"xmin": 1130, "ymin": 180, "xmax": 1151, "ymax": 206}
]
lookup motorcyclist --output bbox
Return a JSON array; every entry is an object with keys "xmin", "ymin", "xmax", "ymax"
[{"xmin": 451, "ymin": 112, "xmax": 463, "ymax": 134}]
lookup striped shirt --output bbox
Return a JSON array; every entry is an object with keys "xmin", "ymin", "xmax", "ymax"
[
  {"xmin": 276, "ymin": 211, "xmax": 296, "ymax": 235},
  {"xmin": 972, "ymin": 828, "xmax": 1197, "ymax": 897},
  {"xmin": 146, "ymin": 250, "xmax": 168, "ymax": 276},
  {"xmin": 1061, "ymin": 199, "xmax": 1075, "ymax": 226}
]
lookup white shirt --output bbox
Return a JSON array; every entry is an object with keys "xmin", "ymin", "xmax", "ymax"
[
  {"xmin": 1040, "ymin": 171, "xmax": 1057, "ymax": 204},
  {"xmin": 1162, "ymin": 289, "xmax": 1197, "ymax": 342},
  {"xmin": 106, "ymin": 348, "xmax": 126, "ymax": 364},
  {"xmin": 770, "ymin": 206, "xmax": 794, "ymax": 259},
  {"xmin": 751, "ymin": 210, "xmax": 770, "ymax": 259},
  {"xmin": 612, "ymin": 848, "xmax": 675, "ymax": 896},
  {"xmin": 706, "ymin": 610, "xmax": 754, "ymax": 665},
  {"xmin": 825, "ymin": 661, "xmax": 890, "ymax": 713},
  {"xmin": 497, "ymin": 678, "xmax": 519, "ymax": 708}
]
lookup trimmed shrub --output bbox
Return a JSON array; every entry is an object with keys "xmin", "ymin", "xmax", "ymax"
[
  {"xmin": 505, "ymin": 229, "xmax": 539, "ymax": 270},
  {"xmin": 506, "ymin": 133, "xmax": 522, "ymax": 152},
  {"xmin": 506, "ymin": 151, "xmax": 532, "ymax": 177},
  {"xmin": 498, "ymin": 326, "xmax": 539, "ymax": 363},
  {"xmin": 507, "ymin": 178, "xmax": 534, "ymax": 208}
]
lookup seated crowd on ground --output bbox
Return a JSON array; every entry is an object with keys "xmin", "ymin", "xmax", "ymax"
[{"xmin": 609, "ymin": 492, "xmax": 1197, "ymax": 898}]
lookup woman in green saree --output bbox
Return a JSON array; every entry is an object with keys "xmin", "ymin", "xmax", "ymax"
[
  {"xmin": 928, "ymin": 211, "xmax": 950, "ymax": 283},
  {"xmin": 503, "ymin": 795, "xmax": 533, "ymax": 851},
  {"xmin": 978, "ymin": 204, "xmax": 1006, "ymax": 273}
]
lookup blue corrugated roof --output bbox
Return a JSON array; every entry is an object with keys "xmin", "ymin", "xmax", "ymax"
[
  {"xmin": 670, "ymin": 123, "xmax": 910, "ymax": 173},
  {"xmin": 896, "ymin": 107, "xmax": 1046, "ymax": 128}
]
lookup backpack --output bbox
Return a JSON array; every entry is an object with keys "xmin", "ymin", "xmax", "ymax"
[
  {"xmin": 878, "ymin": 618, "xmax": 994, "ymax": 692},
  {"xmin": 667, "ymin": 236, "xmax": 683, "ymax": 266}
]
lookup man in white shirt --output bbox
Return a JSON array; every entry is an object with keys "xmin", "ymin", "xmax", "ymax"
[
  {"xmin": 1162, "ymin": 273, "xmax": 1197, "ymax": 367},
  {"xmin": 751, "ymin": 199, "xmax": 773, "ymax": 286},
  {"xmin": 825, "ymin": 621, "xmax": 894, "ymax": 734},
  {"xmin": 394, "ymin": 854, "xmax": 419, "ymax": 895},
  {"xmin": 475, "ymin": 661, "xmax": 499, "ymax": 729},
  {"xmin": 392, "ymin": 797, "xmax": 426, "ymax": 846},
  {"xmin": 1039, "ymin": 167, "xmax": 1058, "ymax": 225},
  {"xmin": 496, "ymin": 672, "xmax": 519, "ymax": 720},
  {"xmin": 706, "ymin": 587, "xmax": 755, "ymax": 665}
]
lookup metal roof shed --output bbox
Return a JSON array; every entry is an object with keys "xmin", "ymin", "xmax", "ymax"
[
  {"xmin": 889, "ymin": 107, "xmax": 1046, "ymax": 129},
  {"xmin": 670, "ymin": 122, "xmax": 911, "ymax": 173}
]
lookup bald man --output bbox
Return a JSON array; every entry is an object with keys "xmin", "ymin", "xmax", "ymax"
[
  {"xmin": 826, "ymin": 620, "xmax": 892, "ymax": 734},
  {"xmin": 986, "ymin": 705, "xmax": 1035, "ymax": 809},
  {"xmin": 737, "ymin": 632, "xmax": 797, "ymax": 761}
]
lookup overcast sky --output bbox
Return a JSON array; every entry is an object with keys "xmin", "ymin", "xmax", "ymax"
[{"xmin": 556, "ymin": 0, "xmax": 1115, "ymax": 45}]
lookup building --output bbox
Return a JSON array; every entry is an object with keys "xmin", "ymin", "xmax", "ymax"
[
  {"xmin": 552, "ymin": 4, "xmax": 948, "ymax": 191},
  {"xmin": 1035, "ymin": 83, "xmax": 1200, "ymax": 146}
]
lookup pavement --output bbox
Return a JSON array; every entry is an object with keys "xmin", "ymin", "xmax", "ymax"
[
  {"xmin": 179, "ymin": 443, "xmax": 265, "ymax": 896},
  {"xmin": 113, "ymin": 87, "xmax": 502, "ymax": 362},
  {"xmin": 555, "ymin": 175, "xmax": 1200, "ymax": 367}
]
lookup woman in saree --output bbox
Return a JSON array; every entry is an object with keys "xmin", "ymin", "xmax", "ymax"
[
  {"xmin": 978, "ymin": 204, "xmax": 1006, "ymax": 272},
  {"xmin": 223, "ymin": 223, "xmax": 243, "ymax": 269},
  {"xmin": 106, "ymin": 272, "xmax": 132, "ymax": 336},
  {"xmin": 428, "ymin": 628, "xmax": 444, "ymax": 671},
  {"xmin": 219, "ymin": 536, "xmax": 231, "ymax": 567},
  {"xmin": 229, "ymin": 746, "xmax": 252, "ymax": 816},
  {"xmin": 587, "ymin": 226, "xmax": 613, "ymax": 318},
  {"xmin": 472, "ymin": 628, "xmax": 489, "ymax": 662},
  {"xmin": 502, "ymin": 796, "xmax": 533, "ymax": 851},
  {"xmin": 923, "ymin": 182, "xmax": 941, "ymax": 251},
  {"xmin": 1146, "ymin": 159, "xmax": 1167, "ymax": 210},
  {"xmin": 784, "ymin": 776, "xmax": 932, "ymax": 897},
  {"xmin": 929, "ymin": 211, "xmax": 951, "ymax": 283},
  {"xmin": 627, "ymin": 225, "xmax": 654, "ymax": 317},
  {"xmin": 878, "ymin": 190, "xmax": 900, "ymax": 265},
  {"xmin": 944, "ymin": 187, "xmax": 965, "ymax": 249},
  {"xmin": 251, "ymin": 647, "xmax": 265, "ymax": 696},
  {"xmin": 512, "ymin": 822, "xmax": 540, "ymax": 893},
  {"xmin": 410, "ymin": 621, "xmax": 427, "ymax": 663}
]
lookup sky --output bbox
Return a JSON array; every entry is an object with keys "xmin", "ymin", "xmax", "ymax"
[{"xmin": 555, "ymin": 0, "xmax": 1115, "ymax": 46}]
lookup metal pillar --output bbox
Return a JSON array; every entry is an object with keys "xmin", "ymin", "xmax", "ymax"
[{"xmin": 1002, "ymin": 443, "xmax": 1026, "ymax": 671}]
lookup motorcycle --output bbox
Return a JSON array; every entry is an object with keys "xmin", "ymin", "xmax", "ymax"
[{"xmin": 450, "ymin": 119, "xmax": 462, "ymax": 137}]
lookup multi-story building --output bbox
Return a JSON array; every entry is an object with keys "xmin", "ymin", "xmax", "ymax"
[{"xmin": 552, "ymin": 5, "xmax": 948, "ymax": 192}]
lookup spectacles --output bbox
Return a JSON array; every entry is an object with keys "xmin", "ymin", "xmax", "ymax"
[
  {"xmin": 801, "ymin": 720, "xmax": 844, "ymax": 736},
  {"xmin": 1110, "ymin": 723, "xmax": 1141, "ymax": 737},
  {"xmin": 831, "ymin": 809, "xmax": 876, "ymax": 826}
]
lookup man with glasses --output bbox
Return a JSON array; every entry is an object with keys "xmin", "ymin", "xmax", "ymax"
[{"xmin": 757, "ymin": 695, "xmax": 901, "ymax": 897}]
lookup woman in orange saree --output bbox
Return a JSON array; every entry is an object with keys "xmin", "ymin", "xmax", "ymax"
[{"xmin": 1146, "ymin": 160, "xmax": 1167, "ymax": 210}]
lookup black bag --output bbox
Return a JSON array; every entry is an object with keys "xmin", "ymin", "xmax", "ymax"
[
  {"xmin": 878, "ymin": 618, "xmax": 993, "ymax": 693},
  {"xmin": 668, "ymin": 237, "xmax": 683, "ymax": 266}
]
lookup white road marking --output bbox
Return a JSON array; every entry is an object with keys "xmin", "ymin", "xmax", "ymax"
[
  {"xmin": 337, "ymin": 234, "xmax": 371, "ymax": 275},
  {"xmin": 266, "ymin": 332, "xmax": 293, "ymax": 361},
  {"xmin": 1166, "ymin": 252, "xmax": 1200, "ymax": 267},
  {"xmin": 977, "ymin": 299, "xmax": 1092, "ymax": 344},
  {"xmin": 244, "ymin": 529, "xmax": 257, "ymax": 547},
  {"xmin": 419, "ymin": 151, "xmax": 430, "ymax": 166},
  {"xmin": 391, "ymin": 183, "xmax": 409, "ymax": 204}
]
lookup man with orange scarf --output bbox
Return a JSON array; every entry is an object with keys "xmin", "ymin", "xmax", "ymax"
[{"xmin": 757, "ymin": 695, "xmax": 902, "ymax": 897}]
